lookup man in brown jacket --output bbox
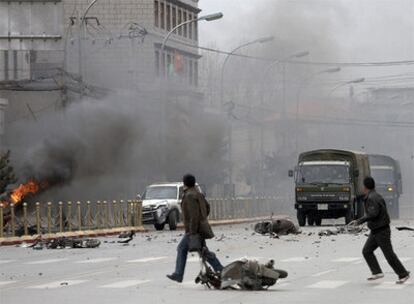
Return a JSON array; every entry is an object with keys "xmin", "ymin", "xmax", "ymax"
[{"xmin": 167, "ymin": 174, "xmax": 223, "ymax": 283}]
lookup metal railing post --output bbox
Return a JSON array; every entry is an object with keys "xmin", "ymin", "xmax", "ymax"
[
  {"xmin": 0, "ymin": 203, "xmax": 3, "ymax": 238},
  {"xmin": 112, "ymin": 200, "xmax": 118, "ymax": 227},
  {"xmin": 86, "ymin": 201, "xmax": 92, "ymax": 230},
  {"xmin": 77, "ymin": 201, "xmax": 82, "ymax": 231},
  {"xmin": 96, "ymin": 201, "xmax": 101, "ymax": 229},
  {"xmin": 10, "ymin": 204, "xmax": 15, "ymax": 237},
  {"xmin": 47, "ymin": 202, "xmax": 52, "ymax": 234},
  {"xmin": 23, "ymin": 202, "xmax": 28, "ymax": 235},
  {"xmin": 58, "ymin": 201, "xmax": 63, "ymax": 233},
  {"xmin": 35, "ymin": 202, "xmax": 41, "ymax": 235},
  {"xmin": 67, "ymin": 201, "xmax": 72, "ymax": 232}
]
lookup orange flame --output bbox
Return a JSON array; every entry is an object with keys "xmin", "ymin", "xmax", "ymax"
[{"xmin": 9, "ymin": 180, "xmax": 40, "ymax": 205}]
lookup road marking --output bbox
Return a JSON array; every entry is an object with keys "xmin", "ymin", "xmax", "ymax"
[
  {"xmin": 307, "ymin": 280, "xmax": 348, "ymax": 289},
  {"xmin": 75, "ymin": 257, "xmax": 117, "ymax": 264},
  {"xmin": 0, "ymin": 260, "xmax": 14, "ymax": 265},
  {"xmin": 332, "ymin": 257, "xmax": 361, "ymax": 263},
  {"xmin": 373, "ymin": 281, "xmax": 412, "ymax": 290},
  {"xmin": 127, "ymin": 256, "xmax": 168, "ymax": 263},
  {"xmin": 99, "ymin": 279, "xmax": 151, "ymax": 288},
  {"xmin": 28, "ymin": 280, "xmax": 87, "ymax": 289},
  {"xmin": 352, "ymin": 261, "xmax": 363, "ymax": 265},
  {"xmin": 281, "ymin": 257, "xmax": 310, "ymax": 262},
  {"xmin": 312, "ymin": 269, "xmax": 335, "ymax": 277},
  {"xmin": 381, "ymin": 257, "xmax": 412, "ymax": 263},
  {"xmin": 0, "ymin": 281, "xmax": 16, "ymax": 287},
  {"xmin": 26, "ymin": 258, "xmax": 68, "ymax": 265}
]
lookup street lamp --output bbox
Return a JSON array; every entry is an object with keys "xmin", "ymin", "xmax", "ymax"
[
  {"xmin": 78, "ymin": 0, "xmax": 100, "ymax": 97},
  {"xmin": 220, "ymin": 36, "xmax": 274, "ymax": 106},
  {"xmin": 218, "ymin": 36, "xmax": 274, "ymax": 195},
  {"xmin": 295, "ymin": 67, "xmax": 341, "ymax": 153},
  {"xmin": 161, "ymin": 12, "xmax": 223, "ymax": 52},
  {"xmin": 329, "ymin": 77, "xmax": 365, "ymax": 96}
]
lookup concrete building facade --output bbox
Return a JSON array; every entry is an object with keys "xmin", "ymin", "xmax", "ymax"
[{"xmin": 0, "ymin": 0, "xmax": 203, "ymax": 145}]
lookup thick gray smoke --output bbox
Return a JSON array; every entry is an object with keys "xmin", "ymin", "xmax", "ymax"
[{"xmin": 6, "ymin": 95, "xmax": 227, "ymax": 201}]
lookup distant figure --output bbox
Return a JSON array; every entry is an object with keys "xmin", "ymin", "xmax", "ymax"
[
  {"xmin": 167, "ymin": 174, "xmax": 223, "ymax": 283},
  {"xmin": 350, "ymin": 176, "xmax": 410, "ymax": 284}
]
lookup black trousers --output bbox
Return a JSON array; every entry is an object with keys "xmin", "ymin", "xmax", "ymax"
[{"xmin": 362, "ymin": 227, "xmax": 409, "ymax": 279}]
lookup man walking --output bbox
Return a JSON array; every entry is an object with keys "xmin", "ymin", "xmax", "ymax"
[
  {"xmin": 351, "ymin": 176, "xmax": 410, "ymax": 284},
  {"xmin": 167, "ymin": 174, "xmax": 223, "ymax": 283}
]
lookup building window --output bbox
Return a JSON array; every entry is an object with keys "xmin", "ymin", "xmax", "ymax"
[
  {"xmin": 188, "ymin": 13, "xmax": 193, "ymax": 40},
  {"xmin": 189, "ymin": 60, "xmax": 193, "ymax": 85},
  {"xmin": 154, "ymin": 1, "xmax": 159, "ymax": 27},
  {"xmin": 194, "ymin": 17, "xmax": 198, "ymax": 41},
  {"xmin": 160, "ymin": 2, "xmax": 165, "ymax": 29},
  {"xmin": 155, "ymin": 50, "xmax": 160, "ymax": 76},
  {"xmin": 154, "ymin": 48, "xmax": 198, "ymax": 87},
  {"xmin": 183, "ymin": 11, "xmax": 187, "ymax": 37},
  {"xmin": 166, "ymin": 4, "xmax": 171, "ymax": 31},
  {"xmin": 177, "ymin": 9, "xmax": 182, "ymax": 35},
  {"xmin": 194, "ymin": 61, "xmax": 198, "ymax": 86},
  {"xmin": 172, "ymin": 6, "xmax": 176, "ymax": 29}
]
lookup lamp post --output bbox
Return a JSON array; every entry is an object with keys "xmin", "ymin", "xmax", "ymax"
[
  {"xmin": 161, "ymin": 12, "xmax": 223, "ymax": 52},
  {"xmin": 329, "ymin": 77, "xmax": 365, "ymax": 96},
  {"xmin": 258, "ymin": 51, "xmax": 309, "ymax": 193},
  {"xmin": 78, "ymin": 0, "xmax": 100, "ymax": 98},
  {"xmin": 218, "ymin": 36, "xmax": 274, "ymax": 195},
  {"xmin": 295, "ymin": 67, "xmax": 341, "ymax": 153},
  {"xmin": 220, "ymin": 36, "xmax": 274, "ymax": 107}
]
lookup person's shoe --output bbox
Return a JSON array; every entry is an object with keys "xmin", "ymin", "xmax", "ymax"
[
  {"xmin": 367, "ymin": 273, "xmax": 384, "ymax": 281},
  {"xmin": 166, "ymin": 273, "xmax": 183, "ymax": 283},
  {"xmin": 396, "ymin": 273, "xmax": 410, "ymax": 284}
]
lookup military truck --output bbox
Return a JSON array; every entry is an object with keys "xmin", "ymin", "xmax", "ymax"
[
  {"xmin": 289, "ymin": 149, "xmax": 370, "ymax": 226},
  {"xmin": 368, "ymin": 154, "xmax": 402, "ymax": 219}
]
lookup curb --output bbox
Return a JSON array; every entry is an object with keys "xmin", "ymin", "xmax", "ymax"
[
  {"xmin": 0, "ymin": 217, "xmax": 269, "ymax": 246},
  {"xmin": 0, "ymin": 227, "xmax": 147, "ymax": 246}
]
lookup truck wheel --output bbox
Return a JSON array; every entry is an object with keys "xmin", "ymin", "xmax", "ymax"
[
  {"xmin": 315, "ymin": 218, "xmax": 322, "ymax": 226},
  {"xmin": 345, "ymin": 209, "xmax": 353, "ymax": 225},
  {"xmin": 307, "ymin": 216, "xmax": 315, "ymax": 226},
  {"xmin": 154, "ymin": 223, "xmax": 165, "ymax": 231},
  {"xmin": 297, "ymin": 211, "xmax": 306, "ymax": 227},
  {"xmin": 168, "ymin": 210, "xmax": 178, "ymax": 231}
]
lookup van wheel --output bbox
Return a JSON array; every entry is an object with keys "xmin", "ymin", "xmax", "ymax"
[
  {"xmin": 168, "ymin": 210, "xmax": 178, "ymax": 231},
  {"xmin": 154, "ymin": 223, "xmax": 165, "ymax": 231},
  {"xmin": 297, "ymin": 211, "xmax": 306, "ymax": 227}
]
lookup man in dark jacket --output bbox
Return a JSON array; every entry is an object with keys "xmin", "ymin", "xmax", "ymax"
[
  {"xmin": 167, "ymin": 174, "xmax": 223, "ymax": 283},
  {"xmin": 351, "ymin": 176, "xmax": 410, "ymax": 284}
]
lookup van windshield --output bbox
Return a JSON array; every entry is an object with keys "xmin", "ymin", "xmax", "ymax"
[
  {"xmin": 298, "ymin": 164, "xmax": 350, "ymax": 184},
  {"xmin": 143, "ymin": 186, "xmax": 177, "ymax": 200}
]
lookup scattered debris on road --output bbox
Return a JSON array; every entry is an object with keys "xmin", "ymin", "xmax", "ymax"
[
  {"xmin": 118, "ymin": 230, "xmax": 135, "ymax": 244},
  {"xmin": 254, "ymin": 218, "xmax": 300, "ymax": 237},
  {"xmin": 196, "ymin": 258, "xmax": 288, "ymax": 290},
  {"xmin": 396, "ymin": 226, "xmax": 414, "ymax": 231},
  {"xmin": 318, "ymin": 225, "xmax": 368, "ymax": 237}
]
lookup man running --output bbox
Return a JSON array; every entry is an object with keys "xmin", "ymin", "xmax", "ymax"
[{"xmin": 350, "ymin": 176, "xmax": 410, "ymax": 284}]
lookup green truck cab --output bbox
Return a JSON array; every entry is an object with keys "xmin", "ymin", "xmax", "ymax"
[
  {"xmin": 290, "ymin": 149, "xmax": 370, "ymax": 226},
  {"xmin": 368, "ymin": 154, "xmax": 402, "ymax": 219}
]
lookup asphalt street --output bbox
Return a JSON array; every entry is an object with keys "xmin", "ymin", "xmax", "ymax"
[{"xmin": 1, "ymin": 221, "xmax": 413, "ymax": 304}]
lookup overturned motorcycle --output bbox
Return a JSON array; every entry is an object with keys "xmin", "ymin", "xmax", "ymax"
[{"xmin": 195, "ymin": 249, "xmax": 288, "ymax": 290}]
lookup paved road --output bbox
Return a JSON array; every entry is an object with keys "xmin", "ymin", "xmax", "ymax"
[{"xmin": 1, "ymin": 221, "xmax": 413, "ymax": 304}]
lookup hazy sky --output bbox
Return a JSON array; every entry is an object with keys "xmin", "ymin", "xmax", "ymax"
[
  {"xmin": 199, "ymin": 0, "xmax": 414, "ymax": 61},
  {"xmin": 198, "ymin": 0, "xmax": 414, "ymax": 91}
]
